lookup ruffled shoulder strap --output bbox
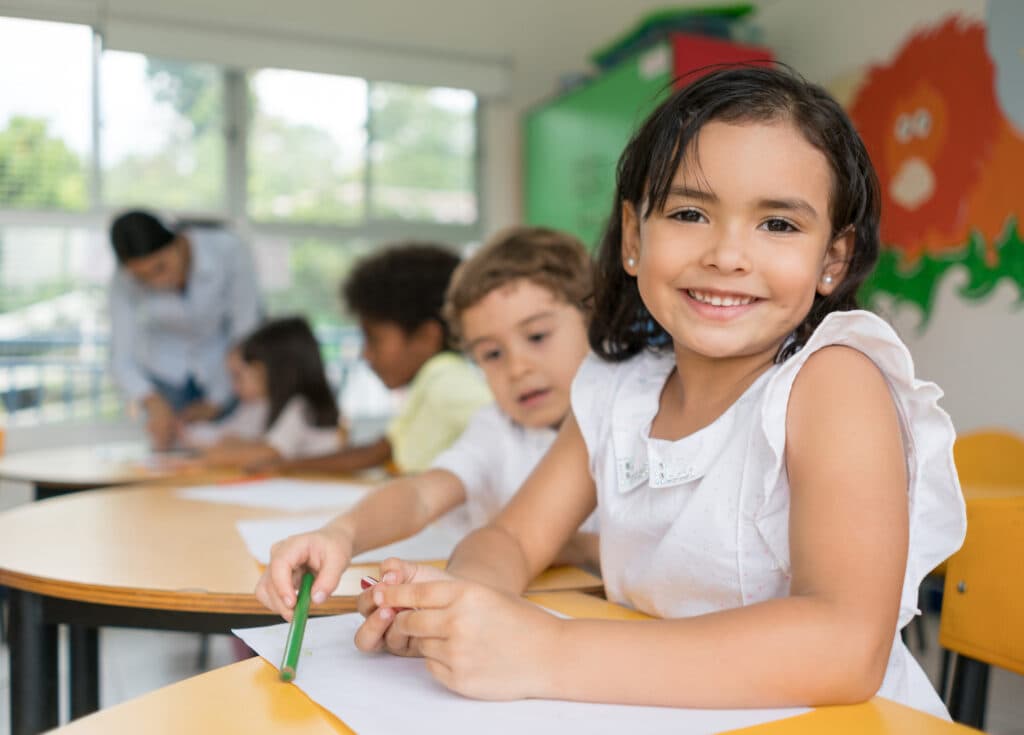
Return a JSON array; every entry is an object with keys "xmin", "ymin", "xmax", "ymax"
[{"xmin": 756, "ymin": 310, "xmax": 966, "ymax": 627}]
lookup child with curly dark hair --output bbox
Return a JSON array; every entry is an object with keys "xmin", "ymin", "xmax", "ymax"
[{"xmin": 270, "ymin": 243, "xmax": 491, "ymax": 476}]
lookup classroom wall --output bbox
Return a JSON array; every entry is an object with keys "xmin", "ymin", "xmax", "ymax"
[
  {"xmin": 758, "ymin": 0, "xmax": 1024, "ymax": 436},
  {"xmin": 6, "ymin": 0, "xmax": 1017, "ymax": 436}
]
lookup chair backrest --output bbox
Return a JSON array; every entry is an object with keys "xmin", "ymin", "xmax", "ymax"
[
  {"xmin": 953, "ymin": 429, "xmax": 1024, "ymax": 486},
  {"xmin": 939, "ymin": 496, "xmax": 1024, "ymax": 675}
]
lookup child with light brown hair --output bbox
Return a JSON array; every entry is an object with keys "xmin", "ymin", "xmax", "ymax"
[{"xmin": 256, "ymin": 226, "xmax": 599, "ymax": 615}]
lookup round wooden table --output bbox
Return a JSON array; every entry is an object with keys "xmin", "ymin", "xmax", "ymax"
[
  {"xmin": 0, "ymin": 483, "xmax": 602, "ymax": 734},
  {"xmin": 46, "ymin": 592, "xmax": 977, "ymax": 735},
  {"xmin": 0, "ymin": 441, "xmax": 185, "ymax": 498}
]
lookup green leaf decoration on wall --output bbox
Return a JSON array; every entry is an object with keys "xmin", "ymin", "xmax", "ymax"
[{"xmin": 860, "ymin": 222, "xmax": 1024, "ymax": 327}]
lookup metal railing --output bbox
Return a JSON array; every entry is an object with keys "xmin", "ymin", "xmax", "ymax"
[{"xmin": 0, "ymin": 327, "xmax": 393, "ymax": 426}]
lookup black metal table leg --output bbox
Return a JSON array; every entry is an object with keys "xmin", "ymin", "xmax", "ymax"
[
  {"xmin": 69, "ymin": 625, "xmax": 100, "ymax": 719},
  {"xmin": 948, "ymin": 654, "xmax": 990, "ymax": 729},
  {"xmin": 8, "ymin": 589, "xmax": 59, "ymax": 735}
]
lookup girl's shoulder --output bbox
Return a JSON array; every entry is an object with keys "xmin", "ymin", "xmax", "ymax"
[
  {"xmin": 756, "ymin": 310, "xmax": 965, "ymax": 612},
  {"xmin": 571, "ymin": 348, "xmax": 674, "ymax": 445}
]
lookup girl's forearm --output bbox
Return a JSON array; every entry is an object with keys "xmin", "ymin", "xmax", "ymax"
[
  {"xmin": 277, "ymin": 437, "xmax": 392, "ymax": 475},
  {"xmin": 447, "ymin": 524, "xmax": 534, "ymax": 593},
  {"xmin": 542, "ymin": 595, "xmax": 891, "ymax": 708}
]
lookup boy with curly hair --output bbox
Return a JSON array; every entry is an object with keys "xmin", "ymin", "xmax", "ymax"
[{"xmin": 273, "ymin": 243, "xmax": 491, "ymax": 475}]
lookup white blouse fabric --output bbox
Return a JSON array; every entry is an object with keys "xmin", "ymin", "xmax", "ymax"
[
  {"xmin": 571, "ymin": 310, "xmax": 966, "ymax": 719},
  {"xmin": 264, "ymin": 397, "xmax": 341, "ymax": 461},
  {"xmin": 182, "ymin": 400, "xmax": 269, "ymax": 448},
  {"xmin": 432, "ymin": 405, "xmax": 599, "ymax": 534}
]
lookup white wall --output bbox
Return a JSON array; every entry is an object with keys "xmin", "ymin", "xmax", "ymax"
[{"xmin": 758, "ymin": 0, "xmax": 1022, "ymax": 435}]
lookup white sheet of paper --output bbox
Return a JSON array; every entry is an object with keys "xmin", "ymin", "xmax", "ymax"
[
  {"xmin": 176, "ymin": 478, "xmax": 369, "ymax": 511},
  {"xmin": 235, "ymin": 515, "xmax": 463, "ymax": 565},
  {"xmin": 234, "ymin": 614, "xmax": 809, "ymax": 735}
]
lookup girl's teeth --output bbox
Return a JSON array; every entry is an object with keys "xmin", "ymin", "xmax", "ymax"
[{"xmin": 688, "ymin": 290, "xmax": 754, "ymax": 307}]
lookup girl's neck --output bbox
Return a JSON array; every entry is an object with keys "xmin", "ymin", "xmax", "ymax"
[{"xmin": 651, "ymin": 344, "xmax": 777, "ymax": 441}]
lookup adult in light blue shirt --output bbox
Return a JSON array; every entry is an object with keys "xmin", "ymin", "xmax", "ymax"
[{"xmin": 108, "ymin": 210, "xmax": 263, "ymax": 449}]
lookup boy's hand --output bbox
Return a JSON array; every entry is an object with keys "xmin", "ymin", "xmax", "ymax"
[
  {"xmin": 254, "ymin": 527, "xmax": 354, "ymax": 621},
  {"xmin": 354, "ymin": 558, "xmax": 452, "ymax": 656},
  {"xmin": 358, "ymin": 576, "xmax": 562, "ymax": 700}
]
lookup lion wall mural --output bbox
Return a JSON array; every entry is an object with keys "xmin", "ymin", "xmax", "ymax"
[{"xmin": 848, "ymin": 4, "xmax": 1024, "ymax": 323}]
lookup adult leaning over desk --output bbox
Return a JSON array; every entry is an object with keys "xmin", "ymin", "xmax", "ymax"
[{"xmin": 108, "ymin": 210, "xmax": 263, "ymax": 449}]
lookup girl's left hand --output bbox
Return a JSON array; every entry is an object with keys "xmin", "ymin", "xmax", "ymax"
[{"xmin": 361, "ymin": 579, "xmax": 562, "ymax": 700}]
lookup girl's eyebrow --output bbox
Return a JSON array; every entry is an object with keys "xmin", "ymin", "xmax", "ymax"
[
  {"xmin": 757, "ymin": 198, "xmax": 820, "ymax": 221},
  {"xmin": 669, "ymin": 185, "xmax": 717, "ymax": 202}
]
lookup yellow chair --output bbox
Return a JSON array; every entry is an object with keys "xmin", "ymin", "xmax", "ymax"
[
  {"xmin": 953, "ymin": 429, "xmax": 1024, "ymax": 486},
  {"xmin": 931, "ymin": 429, "xmax": 1024, "ymax": 702},
  {"xmin": 939, "ymin": 494, "xmax": 1024, "ymax": 729}
]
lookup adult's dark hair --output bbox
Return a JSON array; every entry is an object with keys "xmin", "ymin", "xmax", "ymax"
[
  {"xmin": 238, "ymin": 316, "xmax": 339, "ymax": 429},
  {"xmin": 109, "ymin": 210, "xmax": 177, "ymax": 263},
  {"xmin": 342, "ymin": 243, "xmax": 461, "ymax": 349},
  {"xmin": 589, "ymin": 65, "xmax": 882, "ymax": 362}
]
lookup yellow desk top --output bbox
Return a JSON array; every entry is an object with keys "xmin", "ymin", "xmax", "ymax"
[
  {"xmin": 0, "ymin": 483, "xmax": 600, "ymax": 614},
  {"xmin": 50, "ymin": 591, "xmax": 976, "ymax": 735}
]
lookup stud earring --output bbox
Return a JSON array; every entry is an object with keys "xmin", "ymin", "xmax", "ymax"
[
  {"xmin": 626, "ymin": 257, "xmax": 636, "ymax": 268},
  {"xmin": 822, "ymin": 274, "xmax": 833, "ymax": 285}
]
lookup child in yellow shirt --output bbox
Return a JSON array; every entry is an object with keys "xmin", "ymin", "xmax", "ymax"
[{"xmin": 270, "ymin": 243, "xmax": 491, "ymax": 475}]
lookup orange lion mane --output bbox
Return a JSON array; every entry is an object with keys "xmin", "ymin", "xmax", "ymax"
[{"xmin": 849, "ymin": 16, "xmax": 1003, "ymax": 258}]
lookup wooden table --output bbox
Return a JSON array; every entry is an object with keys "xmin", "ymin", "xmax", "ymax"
[
  {"xmin": 0, "ymin": 441, "xmax": 187, "ymax": 498},
  {"xmin": 49, "ymin": 591, "xmax": 978, "ymax": 735},
  {"xmin": 0, "ymin": 484, "xmax": 601, "ymax": 734}
]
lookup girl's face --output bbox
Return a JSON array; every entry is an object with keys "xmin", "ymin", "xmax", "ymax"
[
  {"xmin": 622, "ymin": 119, "xmax": 852, "ymax": 364},
  {"xmin": 228, "ymin": 350, "xmax": 268, "ymax": 402}
]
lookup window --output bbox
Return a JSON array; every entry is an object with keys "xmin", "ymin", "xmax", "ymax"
[
  {"xmin": 100, "ymin": 53, "xmax": 227, "ymax": 212},
  {"xmin": 248, "ymin": 70, "xmax": 367, "ymax": 224},
  {"xmin": 0, "ymin": 15, "xmax": 481, "ymax": 426},
  {"xmin": 0, "ymin": 18, "xmax": 92, "ymax": 211},
  {"xmin": 369, "ymin": 83, "xmax": 477, "ymax": 223}
]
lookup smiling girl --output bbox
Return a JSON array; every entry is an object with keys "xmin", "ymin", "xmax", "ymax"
[{"xmin": 353, "ymin": 67, "xmax": 966, "ymax": 718}]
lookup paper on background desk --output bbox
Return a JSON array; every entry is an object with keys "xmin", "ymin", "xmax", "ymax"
[
  {"xmin": 234, "ymin": 613, "xmax": 809, "ymax": 735},
  {"xmin": 176, "ymin": 478, "xmax": 368, "ymax": 511},
  {"xmin": 236, "ymin": 514, "xmax": 463, "ymax": 565}
]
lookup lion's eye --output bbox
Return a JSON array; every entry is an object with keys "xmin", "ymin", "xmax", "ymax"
[
  {"xmin": 913, "ymin": 108, "xmax": 932, "ymax": 138},
  {"xmin": 894, "ymin": 114, "xmax": 913, "ymax": 143}
]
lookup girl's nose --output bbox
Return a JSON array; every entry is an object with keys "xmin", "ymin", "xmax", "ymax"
[{"xmin": 701, "ymin": 229, "xmax": 752, "ymax": 273}]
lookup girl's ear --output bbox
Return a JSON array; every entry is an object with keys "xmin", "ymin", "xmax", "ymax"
[
  {"xmin": 817, "ymin": 227, "xmax": 855, "ymax": 296},
  {"xmin": 621, "ymin": 201, "xmax": 641, "ymax": 277}
]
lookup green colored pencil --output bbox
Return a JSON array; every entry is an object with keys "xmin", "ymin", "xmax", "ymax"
[{"xmin": 280, "ymin": 572, "xmax": 315, "ymax": 682}]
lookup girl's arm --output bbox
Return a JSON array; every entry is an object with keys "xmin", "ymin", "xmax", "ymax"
[
  {"xmin": 256, "ymin": 469, "xmax": 467, "ymax": 619},
  {"xmin": 443, "ymin": 411, "xmax": 598, "ymax": 592},
  {"xmin": 372, "ymin": 346, "xmax": 909, "ymax": 706},
  {"xmin": 201, "ymin": 439, "xmax": 280, "ymax": 468},
  {"xmin": 257, "ymin": 437, "xmax": 393, "ymax": 475}
]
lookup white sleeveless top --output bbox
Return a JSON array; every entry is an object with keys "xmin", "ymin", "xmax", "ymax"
[{"xmin": 571, "ymin": 310, "xmax": 966, "ymax": 718}]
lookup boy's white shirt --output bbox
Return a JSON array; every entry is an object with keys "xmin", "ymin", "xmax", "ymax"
[{"xmin": 431, "ymin": 404, "xmax": 599, "ymax": 535}]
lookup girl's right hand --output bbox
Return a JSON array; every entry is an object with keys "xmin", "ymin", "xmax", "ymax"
[
  {"xmin": 254, "ymin": 527, "xmax": 354, "ymax": 621},
  {"xmin": 354, "ymin": 558, "xmax": 453, "ymax": 656}
]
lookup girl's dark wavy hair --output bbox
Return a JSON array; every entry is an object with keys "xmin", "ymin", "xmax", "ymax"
[
  {"xmin": 239, "ymin": 316, "xmax": 339, "ymax": 429},
  {"xmin": 589, "ymin": 65, "xmax": 881, "ymax": 362}
]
